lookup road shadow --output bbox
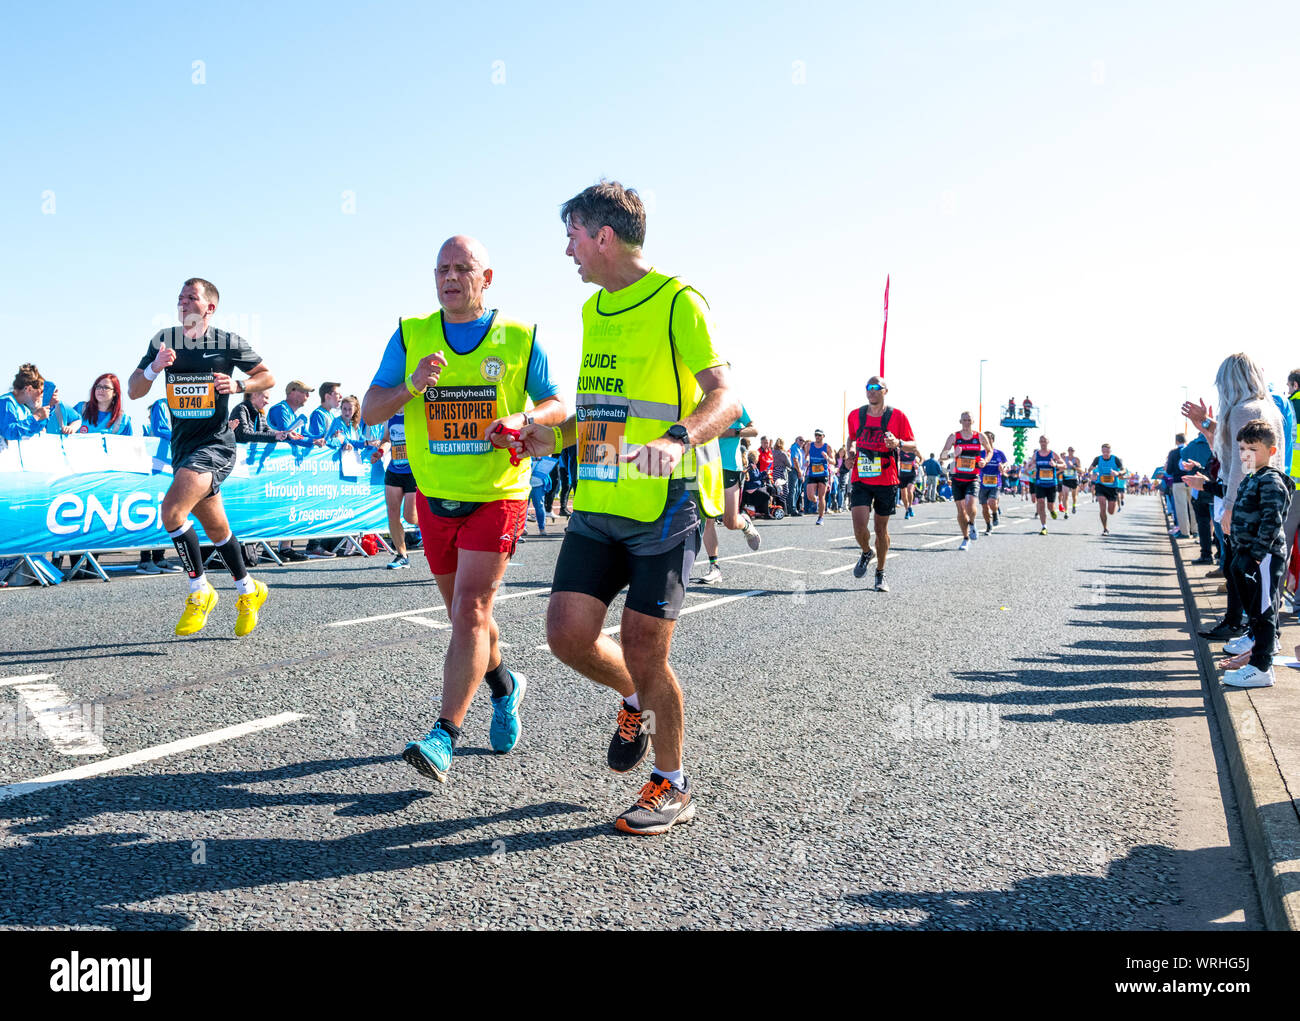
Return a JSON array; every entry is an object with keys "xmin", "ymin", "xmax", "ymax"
[
  {"xmin": 0, "ymin": 756, "xmax": 604, "ymax": 929},
  {"xmin": 832, "ymin": 843, "xmax": 1248, "ymax": 930}
]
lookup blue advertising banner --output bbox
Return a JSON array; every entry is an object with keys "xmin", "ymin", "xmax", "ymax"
[{"xmin": 0, "ymin": 435, "xmax": 388, "ymax": 556}]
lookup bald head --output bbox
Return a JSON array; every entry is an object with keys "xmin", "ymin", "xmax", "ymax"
[{"xmin": 436, "ymin": 235, "xmax": 494, "ymax": 322}]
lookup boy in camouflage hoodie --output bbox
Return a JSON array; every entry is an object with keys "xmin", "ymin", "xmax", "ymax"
[{"xmin": 1220, "ymin": 419, "xmax": 1295, "ymax": 687}]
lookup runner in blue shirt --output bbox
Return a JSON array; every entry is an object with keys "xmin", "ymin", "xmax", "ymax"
[
  {"xmin": 806, "ymin": 428, "xmax": 835, "ymax": 524},
  {"xmin": 375, "ymin": 410, "xmax": 417, "ymax": 568},
  {"xmin": 698, "ymin": 405, "xmax": 761, "ymax": 584},
  {"xmin": 977, "ymin": 430, "xmax": 1007, "ymax": 535}
]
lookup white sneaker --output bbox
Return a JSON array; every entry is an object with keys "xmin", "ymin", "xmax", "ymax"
[
  {"xmin": 959, "ymin": 539, "xmax": 969, "ymax": 551},
  {"xmin": 815, "ymin": 516, "xmax": 824, "ymax": 526},
  {"xmin": 698, "ymin": 564, "xmax": 723, "ymax": 584},
  {"xmin": 1223, "ymin": 633, "xmax": 1255, "ymax": 655},
  {"xmin": 742, "ymin": 519, "xmax": 762, "ymax": 551},
  {"xmin": 1223, "ymin": 664, "xmax": 1275, "ymax": 688}
]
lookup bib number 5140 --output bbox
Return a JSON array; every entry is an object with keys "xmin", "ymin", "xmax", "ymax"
[{"xmin": 444, "ymin": 421, "xmax": 480, "ymax": 440}]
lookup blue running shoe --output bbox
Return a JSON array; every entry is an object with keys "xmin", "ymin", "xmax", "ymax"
[
  {"xmin": 403, "ymin": 725, "xmax": 454, "ymax": 782},
  {"xmin": 489, "ymin": 671, "xmax": 528, "ymax": 754}
]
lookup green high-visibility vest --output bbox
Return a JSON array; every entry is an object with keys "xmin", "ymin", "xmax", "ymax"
[
  {"xmin": 400, "ymin": 310, "xmax": 534, "ymax": 502},
  {"xmin": 573, "ymin": 275, "xmax": 723, "ymax": 521}
]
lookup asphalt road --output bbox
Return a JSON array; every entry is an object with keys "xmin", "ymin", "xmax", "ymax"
[{"xmin": 0, "ymin": 491, "xmax": 1262, "ymax": 930}]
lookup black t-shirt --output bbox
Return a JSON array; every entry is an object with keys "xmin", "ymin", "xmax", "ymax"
[{"xmin": 137, "ymin": 326, "xmax": 263, "ymax": 460}]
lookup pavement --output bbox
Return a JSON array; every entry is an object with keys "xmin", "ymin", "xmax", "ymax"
[
  {"xmin": 1169, "ymin": 520, "xmax": 1300, "ymax": 930},
  {"xmin": 0, "ymin": 494, "xmax": 1263, "ymax": 929}
]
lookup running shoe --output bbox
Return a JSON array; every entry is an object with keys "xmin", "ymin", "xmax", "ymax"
[
  {"xmin": 1102, "ymin": 528, "xmax": 1110, "ymax": 536},
  {"xmin": 698, "ymin": 564, "xmax": 723, "ymax": 584},
  {"xmin": 1039, "ymin": 527, "xmax": 1047, "ymax": 535},
  {"xmin": 874, "ymin": 571, "xmax": 889, "ymax": 592},
  {"xmin": 993, "ymin": 511, "xmax": 999, "ymax": 526},
  {"xmin": 136, "ymin": 561, "xmax": 161, "ymax": 575},
  {"xmin": 1063, "ymin": 512, "xmax": 1068, "ymax": 520},
  {"xmin": 1049, "ymin": 508, "xmax": 1058, "ymax": 520},
  {"xmin": 1223, "ymin": 633, "xmax": 1255, "ymax": 655},
  {"xmin": 741, "ymin": 518, "xmax": 761, "ymax": 551},
  {"xmin": 234, "ymin": 579, "xmax": 269, "ymax": 637},
  {"xmin": 853, "ymin": 550, "xmax": 873, "ymax": 578},
  {"xmin": 489, "ymin": 671, "xmax": 528, "ymax": 754},
  {"xmin": 403, "ymin": 725, "xmax": 454, "ymax": 782},
  {"xmin": 386, "ymin": 555, "xmax": 410, "ymax": 570},
  {"xmin": 815, "ymin": 516, "xmax": 824, "ymax": 526},
  {"xmin": 175, "ymin": 584, "xmax": 218, "ymax": 636},
  {"xmin": 985, "ymin": 525, "xmax": 992, "ymax": 535},
  {"xmin": 959, "ymin": 539, "xmax": 969, "ymax": 551},
  {"xmin": 614, "ymin": 774, "xmax": 695, "ymax": 835},
  {"xmin": 157, "ymin": 561, "xmax": 182, "ymax": 572},
  {"xmin": 968, "ymin": 524, "xmax": 977, "ymax": 540},
  {"xmin": 608, "ymin": 700, "xmax": 650, "ymax": 773},
  {"xmin": 1198, "ymin": 619, "xmax": 1246, "ymax": 640},
  {"xmin": 1223, "ymin": 664, "xmax": 1275, "ymax": 688},
  {"xmin": 1059, "ymin": 502, "xmax": 1066, "ymax": 513}
]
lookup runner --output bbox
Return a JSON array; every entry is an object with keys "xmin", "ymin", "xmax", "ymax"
[
  {"xmin": 939, "ymin": 411, "xmax": 992, "ymax": 550},
  {"xmin": 978, "ymin": 430, "xmax": 1007, "ymax": 534},
  {"xmin": 517, "ymin": 181, "xmax": 736, "ymax": 835},
  {"xmin": 698, "ymin": 405, "xmax": 761, "ymax": 584},
  {"xmin": 897, "ymin": 445, "xmax": 920, "ymax": 519},
  {"xmin": 127, "ymin": 278, "xmax": 272, "ymax": 637},
  {"xmin": 1059, "ymin": 446, "xmax": 1082, "ymax": 518},
  {"xmin": 1087, "ymin": 443, "xmax": 1126, "ymax": 535},
  {"xmin": 1029, "ymin": 435, "xmax": 1066, "ymax": 535},
  {"xmin": 375, "ymin": 410, "xmax": 417, "ymax": 569},
  {"xmin": 806, "ymin": 429, "xmax": 834, "ymax": 524},
  {"xmin": 362, "ymin": 235, "xmax": 566, "ymax": 784},
  {"xmin": 847, "ymin": 376, "xmax": 917, "ymax": 590},
  {"xmin": 1005, "ymin": 460, "xmax": 1021, "ymax": 499}
]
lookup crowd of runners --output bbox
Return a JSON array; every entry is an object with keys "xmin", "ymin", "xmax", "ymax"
[{"xmin": 112, "ymin": 179, "xmax": 1166, "ymax": 837}]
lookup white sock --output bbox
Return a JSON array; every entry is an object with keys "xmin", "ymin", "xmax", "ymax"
[
  {"xmin": 188, "ymin": 574, "xmax": 208, "ymax": 593},
  {"xmin": 235, "ymin": 576, "xmax": 256, "ymax": 595},
  {"xmin": 655, "ymin": 766, "xmax": 686, "ymax": 789},
  {"xmin": 624, "ymin": 692, "xmax": 640, "ymax": 711}
]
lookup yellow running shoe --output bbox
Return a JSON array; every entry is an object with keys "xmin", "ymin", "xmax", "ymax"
[
  {"xmin": 234, "ymin": 579, "xmax": 268, "ymax": 637},
  {"xmin": 175, "ymin": 584, "xmax": 218, "ymax": 636}
]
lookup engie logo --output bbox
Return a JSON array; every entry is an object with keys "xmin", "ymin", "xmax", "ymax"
[
  {"xmin": 50, "ymin": 952, "xmax": 151, "ymax": 1001},
  {"xmin": 46, "ymin": 492, "xmax": 166, "ymax": 536}
]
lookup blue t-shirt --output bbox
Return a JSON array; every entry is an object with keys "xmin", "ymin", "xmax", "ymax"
[
  {"xmin": 268, "ymin": 400, "xmax": 308, "ymax": 434},
  {"xmin": 307, "ymin": 406, "xmax": 338, "ymax": 440},
  {"xmin": 387, "ymin": 413, "xmax": 411, "ymax": 473},
  {"xmin": 148, "ymin": 399, "xmax": 172, "ymax": 439},
  {"xmin": 719, "ymin": 407, "xmax": 752, "ymax": 472},
  {"xmin": 979, "ymin": 449, "xmax": 1006, "ymax": 487},
  {"xmin": 74, "ymin": 402, "xmax": 134, "ymax": 435},
  {"xmin": 807, "ymin": 441, "xmax": 832, "ymax": 477},
  {"xmin": 370, "ymin": 311, "xmax": 559, "ymax": 405},
  {"xmin": 0, "ymin": 393, "xmax": 70, "ymax": 439}
]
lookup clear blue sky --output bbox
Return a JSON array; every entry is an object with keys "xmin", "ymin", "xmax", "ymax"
[{"xmin": 3, "ymin": 1, "xmax": 1297, "ymax": 471}]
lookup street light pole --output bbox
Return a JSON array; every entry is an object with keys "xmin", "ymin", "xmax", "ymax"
[{"xmin": 979, "ymin": 359, "xmax": 988, "ymax": 433}]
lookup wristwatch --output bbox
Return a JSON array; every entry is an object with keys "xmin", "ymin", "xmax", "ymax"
[
  {"xmin": 666, "ymin": 424, "xmax": 691, "ymax": 448},
  {"xmin": 523, "ymin": 412, "xmax": 535, "ymax": 427}
]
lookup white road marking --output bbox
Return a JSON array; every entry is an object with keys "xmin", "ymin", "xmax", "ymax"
[
  {"xmin": 0, "ymin": 673, "xmax": 52, "ymax": 688},
  {"xmin": 5, "ymin": 679, "xmax": 108, "ymax": 756},
  {"xmin": 920, "ymin": 534, "xmax": 966, "ymax": 548},
  {"xmin": 403, "ymin": 615, "xmax": 451, "ymax": 630},
  {"xmin": 0, "ymin": 712, "xmax": 307, "ymax": 803},
  {"xmin": 328, "ymin": 587, "xmax": 550, "ymax": 627},
  {"xmin": 534, "ymin": 590, "xmax": 765, "ymax": 650},
  {"xmin": 716, "ymin": 546, "xmax": 795, "ymax": 562}
]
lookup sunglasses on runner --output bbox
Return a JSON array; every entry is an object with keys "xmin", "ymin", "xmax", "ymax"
[{"xmin": 866, "ymin": 384, "xmax": 884, "ymax": 392}]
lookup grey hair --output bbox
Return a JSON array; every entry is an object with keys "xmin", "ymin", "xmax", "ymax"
[{"xmin": 1214, "ymin": 353, "xmax": 1269, "ymax": 463}]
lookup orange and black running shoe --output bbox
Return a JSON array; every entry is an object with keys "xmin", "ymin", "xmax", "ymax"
[
  {"xmin": 614, "ymin": 774, "xmax": 695, "ymax": 835},
  {"xmin": 607, "ymin": 699, "xmax": 650, "ymax": 773}
]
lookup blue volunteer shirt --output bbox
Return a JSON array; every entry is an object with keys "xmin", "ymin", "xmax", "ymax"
[
  {"xmin": 268, "ymin": 400, "xmax": 308, "ymax": 434},
  {"xmin": 148, "ymin": 398, "xmax": 172, "ymax": 439},
  {"xmin": 73, "ymin": 402, "xmax": 134, "ymax": 435},
  {"xmin": 307, "ymin": 406, "xmax": 338, "ymax": 440},
  {"xmin": 370, "ymin": 310, "xmax": 560, "ymax": 405}
]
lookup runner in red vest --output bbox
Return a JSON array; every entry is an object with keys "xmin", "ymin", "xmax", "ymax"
[
  {"xmin": 846, "ymin": 375, "xmax": 916, "ymax": 592},
  {"xmin": 939, "ymin": 411, "xmax": 993, "ymax": 551}
]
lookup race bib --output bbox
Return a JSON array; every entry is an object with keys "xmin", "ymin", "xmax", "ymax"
[
  {"xmin": 1038, "ymin": 468, "xmax": 1054, "ymax": 481},
  {"xmin": 857, "ymin": 452, "xmax": 882, "ymax": 478},
  {"xmin": 577, "ymin": 403, "xmax": 626, "ymax": 482},
  {"xmin": 809, "ymin": 462, "xmax": 826, "ymax": 476},
  {"xmin": 982, "ymin": 474, "xmax": 999, "ymax": 487},
  {"xmin": 1101, "ymin": 473, "xmax": 1115, "ymax": 485},
  {"xmin": 1063, "ymin": 470, "xmax": 1076, "ymax": 481},
  {"xmin": 390, "ymin": 442, "xmax": 407, "ymax": 462},
  {"xmin": 166, "ymin": 371, "xmax": 216, "ymax": 419},
  {"xmin": 424, "ymin": 385, "xmax": 497, "ymax": 454},
  {"xmin": 956, "ymin": 456, "xmax": 978, "ymax": 473}
]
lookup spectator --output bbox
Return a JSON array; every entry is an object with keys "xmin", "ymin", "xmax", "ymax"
[
  {"xmin": 146, "ymin": 397, "xmax": 171, "ymax": 440},
  {"xmin": 555, "ymin": 443, "xmax": 577, "ymax": 516},
  {"xmin": 528, "ymin": 456, "xmax": 560, "ymax": 536},
  {"xmin": 1283, "ymin": 368, "xmax": 1300, "ymax": 561},
  {"xmin": 1180, "ymin": 430, "xmax": 1214, "ymax": 563},
  {"xmin": 231, "ymin": 390, "xmax": 289, "ymax": 443},
  {"xmin": 74, "ymin": 373, "xmax": 134, "ymax": 435},
  {"xmin": 742, "ymin": 451, "xmax": 772, "ymax": 516},
  {"xmin": 771, "ymin": 438, "xmax": 791, "ymax": 509},
  {"xmin": 1006, "ymin": 397, "xmax": 1017, "ymax": 420},
  {"xmin": 789, "ymin": 435, "xmax": 806, "ymax": 516},
  {"xmin": 307, "ymin": 381, "xmax": 342, "ymax": 441},
  {"xmin": 1022, "ymin": 396, "xmax": 1033, "ymax": 418},
  {"xmin": 1166, "ymin": 432, "xmax": 1193, "ymax": 539},
  {"xmin": 268, "ymin": 380, "xmax": 317, "ymax": 445},
  {"xmin": 922, "ymin": 452, "xmax": 942, "ymax": 501},
  {"xmin": 1, "ymin": 363, "xmax": 75, "ymax": 439},
  {"xmin": 326, "ymin": 394, "xmax": 363, "ymax": 449},
  {"xmin": 756, "ymin": 435, "xmax": 773, "ymax": 473}
]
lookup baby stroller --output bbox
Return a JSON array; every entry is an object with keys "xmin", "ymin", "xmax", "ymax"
[{"xmin": 742, "ymin": 471, "xmax": 786, "ymax": 520}]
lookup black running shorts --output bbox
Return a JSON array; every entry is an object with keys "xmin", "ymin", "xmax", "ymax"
[
  {"xmin": 723, "ymin": 468, "xmax": 743, "ymax": 490},
  {"xmin": 1062, "ymin": 479, "xmax": 1078, "ymax": 489},
  {"xmin": 897, "ymin": 471, "xmax": 916, "ymax": 487},
  {"xmin": 551, "ymin": 530, "xmax": 699, "ymax": 620},
  {"xmin": 978, "ymin": 485, "xmax": 999, "ymax": 505},
  {"xmin": 1034, "ymin": 485, "xmax": 1057, "ymax": 500},
  {"xmin": 951, "ymin": 478, "xmax": 977, "ymax": 501},
  {"xmin": 850, "ymin": 482, "xmax": 897, "ymax": 515},
  {"xmin": 173, "ymin": 442, "xmax": 236, "ymax": 496},
  {"xmin": 384, "ymin": 469, "xmax": 417, "ymax": 493},
  {"xmin": 1096, "ymin": 484, "xmax": 1121, "ymax": 502}
]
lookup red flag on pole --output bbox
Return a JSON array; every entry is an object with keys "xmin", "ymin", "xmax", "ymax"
[{"xmin": 879, "ymin": 275, "xmax": 890, "ymax": 377}]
